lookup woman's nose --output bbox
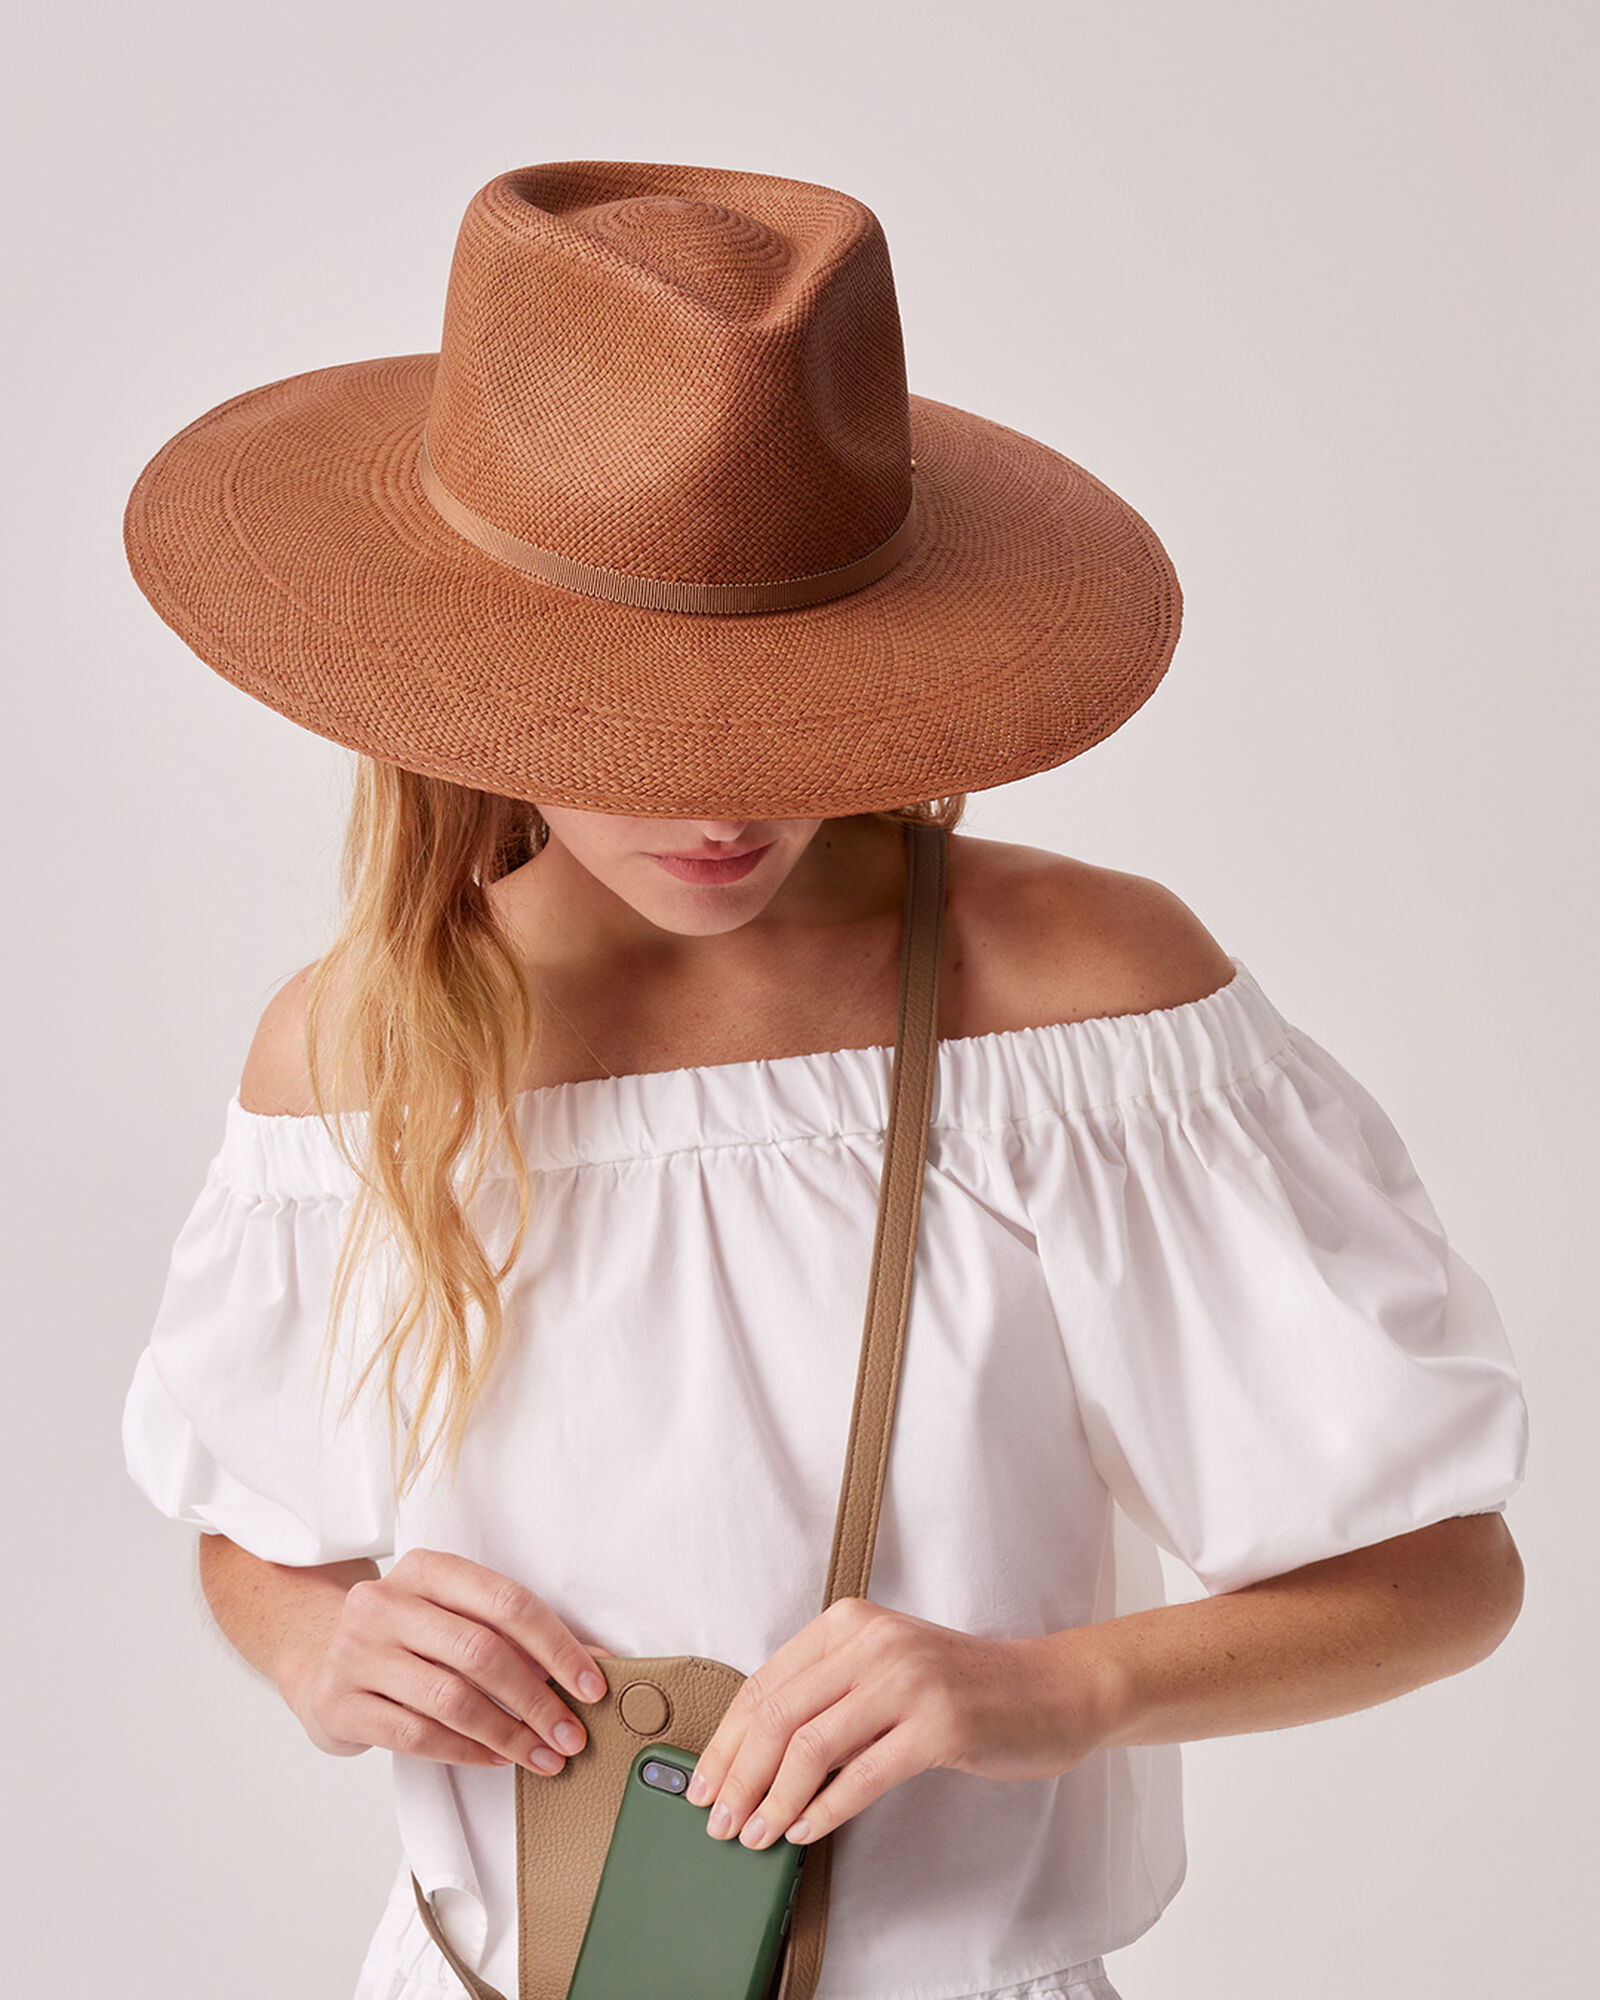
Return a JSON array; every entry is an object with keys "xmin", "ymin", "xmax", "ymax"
[{"xmin": 685, "ymin": 822, "xmax": 753, "ymax": 842}]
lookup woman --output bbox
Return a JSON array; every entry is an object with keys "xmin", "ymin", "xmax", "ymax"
[{"xmin": 120, "ymin": 159, "xmax": 1528, "ymax": 2000}]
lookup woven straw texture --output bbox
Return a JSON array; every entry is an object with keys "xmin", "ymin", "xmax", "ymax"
[{"xmin": 122, "ymin": 159, "xmax": 1182, "ymax": 817}]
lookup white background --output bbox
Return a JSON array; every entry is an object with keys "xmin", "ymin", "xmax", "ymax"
[{"xmin": 2, "ymin": 2, "xmax": 1593, "ymax": 1993}]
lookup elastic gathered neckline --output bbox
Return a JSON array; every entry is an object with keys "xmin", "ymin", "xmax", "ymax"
[{"xmin": 214, "ymin": 955, "xmax": 1292, "ymax": 1196}]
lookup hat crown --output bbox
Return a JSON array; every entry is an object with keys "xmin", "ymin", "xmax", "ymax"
[
  {"xmin": 568, "ymin": 194, "xmax": 793, "ymax": 320},
  {"xmin": 424, "ymin": 161, "xmax": 915, "ymax": 587}
]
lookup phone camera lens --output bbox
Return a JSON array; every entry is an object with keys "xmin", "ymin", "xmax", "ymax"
[{"xmin": 640, "ymin": 1759, "xmax": 689, "ymax": 1794}]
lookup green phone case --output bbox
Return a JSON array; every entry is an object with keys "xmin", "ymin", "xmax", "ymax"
[{"xmin": 565, "ymin": 1743, "xmax": 806, "ymax": 2000}]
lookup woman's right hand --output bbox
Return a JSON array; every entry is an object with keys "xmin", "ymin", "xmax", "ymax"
[{"xmin": 281, "ymin": 1547, "xmax": 611, "ymax": 1774}]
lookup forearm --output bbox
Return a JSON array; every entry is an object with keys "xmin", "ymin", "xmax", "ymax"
[
  {"xmin": 1059, "ymin": 1512, "xmax": 1524, "ymax": 1752},
  {"xmin": 196, "ymin": 1530, "xmax": 378, "ymax": 1712}
]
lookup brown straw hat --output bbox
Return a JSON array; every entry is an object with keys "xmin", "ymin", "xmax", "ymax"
[{"xmin": 122, "ymin": 159, "xmax": 1182, "ymax": 818}]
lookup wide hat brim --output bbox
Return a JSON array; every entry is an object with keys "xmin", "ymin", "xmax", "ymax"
[{"xmin": 123, "ymin": 353, "xmax": 1181, "ymax": 818}]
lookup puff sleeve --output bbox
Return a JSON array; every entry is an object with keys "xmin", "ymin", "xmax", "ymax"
[
  {"xmin": 1012, "ymin": 996, "xmax": 1529, "ymax": 1598},
  {"xmin": 122, "ymin": 1094, "xmax": 397, "ymax": 1566}
]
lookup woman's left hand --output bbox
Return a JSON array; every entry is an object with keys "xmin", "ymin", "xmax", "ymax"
[{"xmin": 685, "ymin": 1597, "xmax": 1115, "ymax": 1851}]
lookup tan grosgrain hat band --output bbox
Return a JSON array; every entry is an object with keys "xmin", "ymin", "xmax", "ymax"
[{"xmin": 417, "ymin": 427, "xmax": 921, "ymax": 615}]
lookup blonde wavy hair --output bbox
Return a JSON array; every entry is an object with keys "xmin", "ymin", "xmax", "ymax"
[{"xmin": 301, "ymin": 759, "xmax": 967, "ymax": 1502}]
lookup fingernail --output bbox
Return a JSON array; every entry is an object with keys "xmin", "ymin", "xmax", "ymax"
[
  {"xmin": 554, "ymin": 1722, "xmax": 585, "ymax": 1754},
  {"xmin": 529, "ymin": 1746, "xmax": 563, "ymax": 1774},
  {"xmin": 741, "ymin": 1815, "xmax": 767, "ymax": 1848},
  {"xmin": 707, "ymin": 1802, "xmax": 732, "ymax": 1839},
  {"xmin": 786, "ymin": 1818, "xmax": 811, "ymax": 1843},
  {"xmin": 686, "ymin": 1771, "xmax": 709, "ymax": 1805},
  {"xmin": 578, "ymin": 1671, "xmax": 605, "ymax": 1701}
]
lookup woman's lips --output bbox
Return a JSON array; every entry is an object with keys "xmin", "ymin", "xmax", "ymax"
[{"xmin": 648, "ymin": 843, "xmax": 773, "ymax": 884}]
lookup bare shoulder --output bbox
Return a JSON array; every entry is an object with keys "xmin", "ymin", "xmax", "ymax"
[
  {"xmin": 237, "ymin": 958, "xmax": 357, "ymax": 1116},
  {"xmin": 940, "ymin": 829, "xmax": 1237, "ymax": 1039}
]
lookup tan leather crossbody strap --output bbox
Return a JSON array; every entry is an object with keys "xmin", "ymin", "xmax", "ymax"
[
  {"xmin": 770, "ymin": 815, "xmax": 945, "ymax": 2000},
  {"xmin": 412, "ymin": 817, "xmax": 947, "ymax": 1999},
  {"xmin": 819, "ymin": 816, "xmax": 945, "ymax": 1610},
  {"xmin": 413, "ymin": 1890, "xmax": 501, "ymax": 2000}
]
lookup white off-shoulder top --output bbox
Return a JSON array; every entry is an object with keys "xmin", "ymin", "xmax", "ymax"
[{"xmin": 121, "ymin": 957, "xmax": 1529, "ymax": 2000}]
